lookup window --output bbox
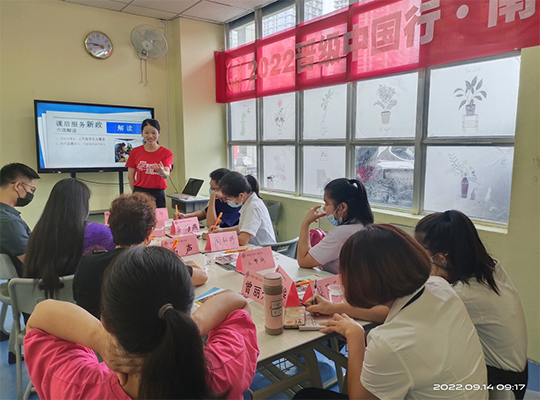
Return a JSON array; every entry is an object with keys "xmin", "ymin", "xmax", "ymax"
[
  {"xmin": 226, "ymin": 2, "xmax": 519, "ymax": 224},
  {"xmin": 304, "ymin": 0, "xmax": 349, "ymax": 22}
]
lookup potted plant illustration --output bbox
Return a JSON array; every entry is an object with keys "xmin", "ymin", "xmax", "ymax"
[
  {"xmin": 446, "ymin": 153, "xmax": 478, "ymax": 198},
  {"xmin": 321, "ymin": 88, "xmax": 333, "ymax": 123},
  {"xmin": 374, "ymin": 84, "xmax": 398, "ymax": 124},
  {"xmin": 454, "ymin": 76, "xmax": 487, "ymax": 116},
  {"xmin": 320, "ymin": 88, "xmax": 333, "ymax": 135}
]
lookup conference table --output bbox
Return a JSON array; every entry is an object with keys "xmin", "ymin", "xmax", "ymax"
[{"xmin": 153, "ymin": 228, "xmax": 376, "ymax": 398}]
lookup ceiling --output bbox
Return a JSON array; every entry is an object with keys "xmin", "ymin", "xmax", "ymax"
[{"xmin": 61, "ymin": 0, "xmax": 277, "ymax": 24}]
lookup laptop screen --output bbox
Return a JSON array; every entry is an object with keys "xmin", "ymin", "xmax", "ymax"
[{"xmin": 182, "ymin": 178, "xmax": 204, "ymax": 196}]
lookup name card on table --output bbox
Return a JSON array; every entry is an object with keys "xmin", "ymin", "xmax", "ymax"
[
  {"xmin": 241, "ymin": 269, "xmax": 265, "ymax": 305},
  {"xmin": 275, "ymin": 265, "xmax": 301, "ymax": 308},
  {"xmin": 104, "ymin": 211, "xmax": 110, "ymax": 226},
  {"xmin": 161, "ymin": 235, "xmax": 199, "ymax": 257},
  {"xmin": 315, "ymin": 275, "xmax": 343, "ymax": 301},
  {"xmin": 204, "ymin": 232, "xmax": 239, "ymax": 252},
  {"xmin": 155, "ymin": 208, "xmax": 169, "ymax": 221},
  {"xmin": 236, "ymin": 247, "xmax": 274, "ymax": 274},
  {"xmin": 170, "ymin": 217, "xmax": 200, "ymax": 236}
]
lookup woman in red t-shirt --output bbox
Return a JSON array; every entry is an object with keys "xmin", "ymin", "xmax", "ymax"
[{"xmin": 126, "ymin": 119, "xmax": 173, "ymax": 208}]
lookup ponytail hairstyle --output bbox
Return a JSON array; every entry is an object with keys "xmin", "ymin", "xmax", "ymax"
[
  {"xmin": 414, "ymin": 210, "xmax": 499, "ymax": 294},
  {"xmin": 324, "ymin": 178, "xmax": 374, "ymax": 225},
  {"xmin": 24, "ymin": 178, "xmax": 90, "ymax": 298},
  {"xmin": 101, "ymin": 246, "xmax": 223, "ymax": 399},
  {"xmin": 219, "ymin": 171, "xmax": 261, "ymax": 199}
]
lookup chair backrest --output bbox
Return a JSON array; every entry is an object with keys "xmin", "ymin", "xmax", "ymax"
[
  {"xmin": 8, "ymin": 275, "xmax": 75, "ymax": 317},
  {"xmin": 262, "ymin": 237, "xmax": 299, "ymax": 259},
  {"xmin": 0, "ymin": 254, "xmax": 18, "ymax": 280},
  {"xmin": 309, "ymin": 229, "xmax": 326, "ymax": 247},
  {"xmin": 489, "ymin": 388, "xmax": 516, "ymax": 400},
  {"xmin": 263, "ymin": 200, "xmax": 282, "ymax": 235}
]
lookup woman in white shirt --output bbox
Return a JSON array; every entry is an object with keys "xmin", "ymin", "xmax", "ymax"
[
  {"xmin": 415, "ymin": 210, "xmax": 528, "ymax": 400},
  {"xmin": 295, "ymin": 224, "xmax": 487, "ymax": 400},
  {"xmin": 214, "ymin": 172, "xmax": 275, "ymax": 246},
  {"xmin": 298, "ymin": 178, "xmax": 373, "ymax": 274}
]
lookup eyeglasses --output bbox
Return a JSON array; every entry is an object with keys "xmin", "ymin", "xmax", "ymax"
[
  {"xmin": 12, "ymin": 181, "xmax": 36, "ymax": 194},
  {"xmin": 210, "ymin": 186, "xmax": 220, "ymax": 192}
]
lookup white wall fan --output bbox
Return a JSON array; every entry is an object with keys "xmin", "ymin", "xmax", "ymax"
[{"xmin": 130, "ymin": 25, "xmax": 168, "ymax": 85}]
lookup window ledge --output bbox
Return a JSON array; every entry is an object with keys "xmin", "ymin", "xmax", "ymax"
[{"xmin": 260, "ymin": 190, "xmax": 508, "ymax": 235}]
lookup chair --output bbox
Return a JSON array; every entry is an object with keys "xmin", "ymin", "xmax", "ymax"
[
  {"xmin": 261, "ymin": 237, "xmax": 299, "ymax": 259},
  {"xmin": 263, "ymin": 199, "xmax": 282, "ymax": 236},
  {"xmin": 490, "ymin": 388, "xmax": 516, "ymax": 400},
  {"xmin": 0, "ymin": 254, "xmax": 18, "ymax": 341},
  {"xmin": 9, "ymin": 275, "xmax": 75, "ymax": 400}
]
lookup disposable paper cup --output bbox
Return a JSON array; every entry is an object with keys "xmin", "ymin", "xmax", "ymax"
[{"xmin": 328, "ymin": 284, "xmax": 344, "ymax": 303}]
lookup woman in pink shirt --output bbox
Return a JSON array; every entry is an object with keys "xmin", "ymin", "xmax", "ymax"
[{"xmin": 24, "ymin": 246, "xmax": 259, "ymax": 400}]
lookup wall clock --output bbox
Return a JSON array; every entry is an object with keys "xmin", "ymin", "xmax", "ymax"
[{"xmin": 84, "ymin": 31, "xmax": 113, "ymax": 59}]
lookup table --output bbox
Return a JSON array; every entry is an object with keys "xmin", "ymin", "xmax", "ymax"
[
  {"xmin": 167, "ymin": 194, "xmax": 209, "ymax": 214},
  {"xmin": 179, "ymin": 245, "xmax": 374, "ymax": 398}
]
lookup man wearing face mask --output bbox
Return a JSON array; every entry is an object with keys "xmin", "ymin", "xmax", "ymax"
[{"xmin": 0, "ymin": 163, "xmax": 40, "ymax": 276}]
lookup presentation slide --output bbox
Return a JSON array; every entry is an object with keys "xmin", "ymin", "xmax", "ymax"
[{"xmin": 35, "ymin": 101, "xmax": 153, "ymax": 171}]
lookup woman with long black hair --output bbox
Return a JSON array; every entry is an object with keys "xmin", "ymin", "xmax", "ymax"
[
  {"xmin": 24, "ymin": 246, "xmax": 259, "ymax": 400},
  {"xmin": 415, "ymin": 210, "xmax": 528, "ymax": 399},
  {"xmin": 23, "ymin": 178, "xmax": 114, "ymax": 298}
]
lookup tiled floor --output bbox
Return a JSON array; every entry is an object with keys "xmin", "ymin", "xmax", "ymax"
[{"xmin": 0, "ymin": 308, "xmax": 539, "ymax": 400}]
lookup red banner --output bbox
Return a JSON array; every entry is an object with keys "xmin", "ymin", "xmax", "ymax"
[{"xmin": 215, "ymin": 0, "xmax": 539, "ymax": 103}]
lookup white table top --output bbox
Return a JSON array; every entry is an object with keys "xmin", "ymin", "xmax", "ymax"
[{"xmin": 152, "ymin": 228, "xmax": 373, "ymax": 363}]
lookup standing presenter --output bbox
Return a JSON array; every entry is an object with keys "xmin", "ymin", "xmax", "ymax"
[{"xmin": 126, "ymin": 119, "xmax": 173, "ymax": 208}]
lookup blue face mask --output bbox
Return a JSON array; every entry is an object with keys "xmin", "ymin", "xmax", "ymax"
[
  {"xmin": 227, "ymin": 199, "xmax": 243, "ymax": 208},
  {"xmin": 327, "ymin": 213, "xmax": 342, "ymax": 227}
]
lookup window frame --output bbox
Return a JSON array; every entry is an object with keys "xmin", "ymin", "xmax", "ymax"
[{"xmin": 225, "ymin": 0, "xmax": 518, "ymax": 225}]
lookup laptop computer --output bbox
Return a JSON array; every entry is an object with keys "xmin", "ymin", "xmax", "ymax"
[{"xmin": 174, "ymin": 178, "xmax": 204, "ymax": 199}]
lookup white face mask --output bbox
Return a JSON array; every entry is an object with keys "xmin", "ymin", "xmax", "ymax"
[{"xmin": 227, "ymin": 198, "xmax": 243, "ymax": 208}]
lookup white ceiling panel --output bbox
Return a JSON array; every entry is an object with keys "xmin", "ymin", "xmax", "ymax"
[
  {"xmin": 211, "ymin": 0, "xmax": 275, "ymax": 11},
  {"xmin": 182, "ymin": 0, "xmax": 246, "ymax": 23},
  {"xmin": 131, "ymin": 0, "xmax": 199, "ymax": 14},
  {"xmin": 122, "ymin": 4, "xmax": 178, "ymax": 19},
  {"xmin": 59, "ymin": 0, "xmax": 279, "ymax": 23},
  {"xmin": 64, "ymin": 0, "xmax": 126, "ymax": 12}
]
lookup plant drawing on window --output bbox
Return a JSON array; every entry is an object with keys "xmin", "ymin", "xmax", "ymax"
[
  {"xmin": 239, "ymin": 106, "xmax": 251, "ymax": 137},
  {"xmin": 446, "ymin": 153, "xmax": 478, "ymax": 199},
  {"xmin": 320, "ymin": 88, "xmax": 334, "ymax": 135},
  {"xmin": 374, "ymin": 84, "xmax": 398, "ymax": 124},
  {"xmin": 454, "ymin": 76, "xmax": 487, "ymax": 132},
  {"xmin": 273, "ymin": 97, "xmax": 294, "ymax": 136}
]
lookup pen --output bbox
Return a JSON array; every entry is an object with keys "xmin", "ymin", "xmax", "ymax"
[
  {"xmin": 314, "ymin": 280, "xmax": 318, "ymax": 305},
  {"xmin": 295, "ymin": 280, "xmax": 315, "ymax": 286},
  {"xmin": 171, "ymin": 238, "xmax": 178, "ymax": 252},
  {"xmin": 175, "ymin": 204, "xmax": 178, "ymax": 214},
  {"xmin": 210, "ymin": 212, "xmax": 223, "ymax": 232},
  {"xmin": 225, "ymin": 247, "xmax": 249, "ymax": 254}
]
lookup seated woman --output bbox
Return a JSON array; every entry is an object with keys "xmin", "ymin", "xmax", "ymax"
[
  {"xmin": 23, "ymin": 178, "xmax": 115, "ymax": 298},
  {"xmin": 74, "ymin": 192, "xmax": 208, "ymax": 319},
  {"xmin": 174, "ymin": 168, "xmax": 240, "ymax": 228},
  {"xmin": 415, "ymin": 210, "xmax": 528, "ymax": 399},
  {"xmin": 296, "ymin": 224, "xmax": 487, "ymax": 400},
  {"xmin": 25, "ymin": 246, "xmax": 259, "ymax": 400},
  {"xmin": 297, "ymin": 178, "xmax": 373, "ymax": 274},
  {"xmin": 204, "ymin": 172, "xmax": 275, "ymax": 246}
]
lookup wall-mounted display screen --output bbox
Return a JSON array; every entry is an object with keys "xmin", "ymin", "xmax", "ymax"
[{"xmin": 35, "ymin": 100, "xmax": 154, "ymax": 173}]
